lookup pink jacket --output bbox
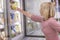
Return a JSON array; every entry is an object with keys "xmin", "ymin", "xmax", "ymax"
[{"xmin": 31, "ymin": 15, "xmax": 60, "ymax": 40}]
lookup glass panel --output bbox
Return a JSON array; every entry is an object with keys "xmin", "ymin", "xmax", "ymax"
[
  {"xmin": 0, "ymin": 0, "xmax": 3, "ymax": 12},
  {"xmin": 9, "ymin": 0, "xmax": 22, "ymax": 38},
  {"xmin": 0, "ymin": 0, "xmax": 6, "ymax": 40},
  {"xmin": 54, "ymin": 0, "xmax": 60, "ymax": 22},
  {"xmin": 25, "ymin": 0, "xmax": 51, "ymax": 36}
]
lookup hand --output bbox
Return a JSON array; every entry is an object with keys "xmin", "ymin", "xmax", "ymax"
[
  {"xmin": 17, "ymin": 8, "xmax": 22, "ymax": 11},
  {"xmin": 16, "ymin": 8, "xmax": 32, "ymax": 18}
]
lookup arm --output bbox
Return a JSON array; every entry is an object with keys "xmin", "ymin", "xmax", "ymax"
[
  {"xmin": 17, "ymin": 8, "xmax": 32, "ymax": 18},
  {"xmin": 31, "ymin": 15, "xmax": 44, "ymax": 22},
  {"xmin": 48, "ymin": 18, "xmax": 60, "ymax": 32},
  {"xmin": 17, "ymin": 8, "xmax": 44, "ymax": 22}
]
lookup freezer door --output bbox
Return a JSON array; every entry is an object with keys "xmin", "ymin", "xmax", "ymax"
[
  {"xmin": 24, "ymin": 0, "xmax": 51, "ymax": 36},
  {"xmin": 9, "ymin": 0, "xmax": 23, "ymax": 38},
  {"xmin": 0, "ymin": 0, "xmax": 8, "ymax": 40}
]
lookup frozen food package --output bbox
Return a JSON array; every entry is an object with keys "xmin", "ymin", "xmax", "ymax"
[
  {"xmin": 14, "ymin": 23, "xmax": 21, "ymax": 33},
  {"xmin": 0, "ymin": 31, "xmax": 5, "ymax": 40},
  {"xmin": 0, "ymin": 14, "xmax": 4, "ymax": 25},
  {"xmin": 9, "ymin": 0, "xmax": 22, "ymax": 38},
  {"xmin": 10, "ymin": 0, "xmax": 18, "ymax": 10},
  {"xmin": 14, "ymin": 11, "xmax": 20, "ymax": 22},
  {"xmin": 10, "ymin": 13, "xmax": 15, "ymax": 24},
  {"xmin": 10, "ymin": 12, "xmax": 20, "ymax": 23},
  {"xmin": 11, "ymin": 23, "xmax": 21, "ymax": 37},
  {"xmin": 15, "ymin": 25, "xmax": 20, "ymax": 33}
]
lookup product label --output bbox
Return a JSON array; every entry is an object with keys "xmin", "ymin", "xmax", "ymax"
[{"xmin": 10, "ymin": 13, "xmax": 14, "ymax": 20}]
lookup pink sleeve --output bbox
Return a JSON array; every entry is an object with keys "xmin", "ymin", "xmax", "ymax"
[
  {"xmin": 48, "ymin": 18, "xmax": 60, "ymax": 32},
  {"xmin": 31, "ymin": 15, "xmax": 44, "ymax": 22}
]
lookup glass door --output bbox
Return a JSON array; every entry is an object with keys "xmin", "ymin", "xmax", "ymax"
[
  {"xmin": 24, "ymin": 0, "xmax": 51, "ymax": 37},
  {"xmin": 9, "ymin": 0, "xmax": 23, "ymax": 38},
  {"xmin": 0, "ymin": 0, "xmax": 8, "ymax": 40},
  {"xmin": 54, "ymin": 0, "xmax": 60, "ymax": 22}
]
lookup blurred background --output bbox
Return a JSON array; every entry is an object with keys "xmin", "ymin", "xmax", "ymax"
[{"xmin": 0, "ymin": 0, "xmax": 60, "ymax": 40}]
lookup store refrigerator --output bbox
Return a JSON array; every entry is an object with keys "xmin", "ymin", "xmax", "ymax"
[
  {"xmin": 24, "ymin": 0, "xmax": 60, "ymax": 37},
  {"xmin": 6, "ymin": 0, "xmax": 24, "ymax": 40},
  {"xmin": 0, "ymin": 0, "xmax": 9, "ymax": 40},
  {"xmin": 24, "ymin": 0, "xmax": 50, "ymax": 37}
]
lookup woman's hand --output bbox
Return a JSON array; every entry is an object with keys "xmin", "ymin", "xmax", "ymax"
[
  {"xmin": 17, "ymin": 8, "xmax": 32, "ymax": 18},
  {"xmin": 17, "ymin": 8, "xmax": 22, "ymax": 11}
]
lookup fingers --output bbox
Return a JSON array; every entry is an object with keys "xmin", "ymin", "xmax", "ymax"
[
  {"xmin": 16, "ymin": 8, "xmax": 19, "ymax": 10},
  {"xmin": 16, "ymin": 8, "xmax": 22, "ymax": 11}
]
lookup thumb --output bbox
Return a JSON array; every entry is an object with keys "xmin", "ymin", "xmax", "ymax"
[{"xmin": 52, "ymin": 2, "xmax": 56, "ymax": 6}]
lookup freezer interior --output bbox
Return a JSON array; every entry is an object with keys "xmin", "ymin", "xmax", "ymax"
[
  {"xmin": 0, "ymin": 0, "xmax": 6, "ymax": 40},
  {"xmin": 9, "ymin": 0, "xmax": 22, "ymax": 38},
  {"xmin": 25, "ymin": 0, "xmax": 50, "ymax": 36},
  {"xmin": 25, "ymin": 0, "xmax": 60, "ymax": 36}
]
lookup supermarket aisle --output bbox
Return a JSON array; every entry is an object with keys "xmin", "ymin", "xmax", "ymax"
[{"xmin": 23, "ymin": 37, "xmax": 45, "ymax": 40}]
